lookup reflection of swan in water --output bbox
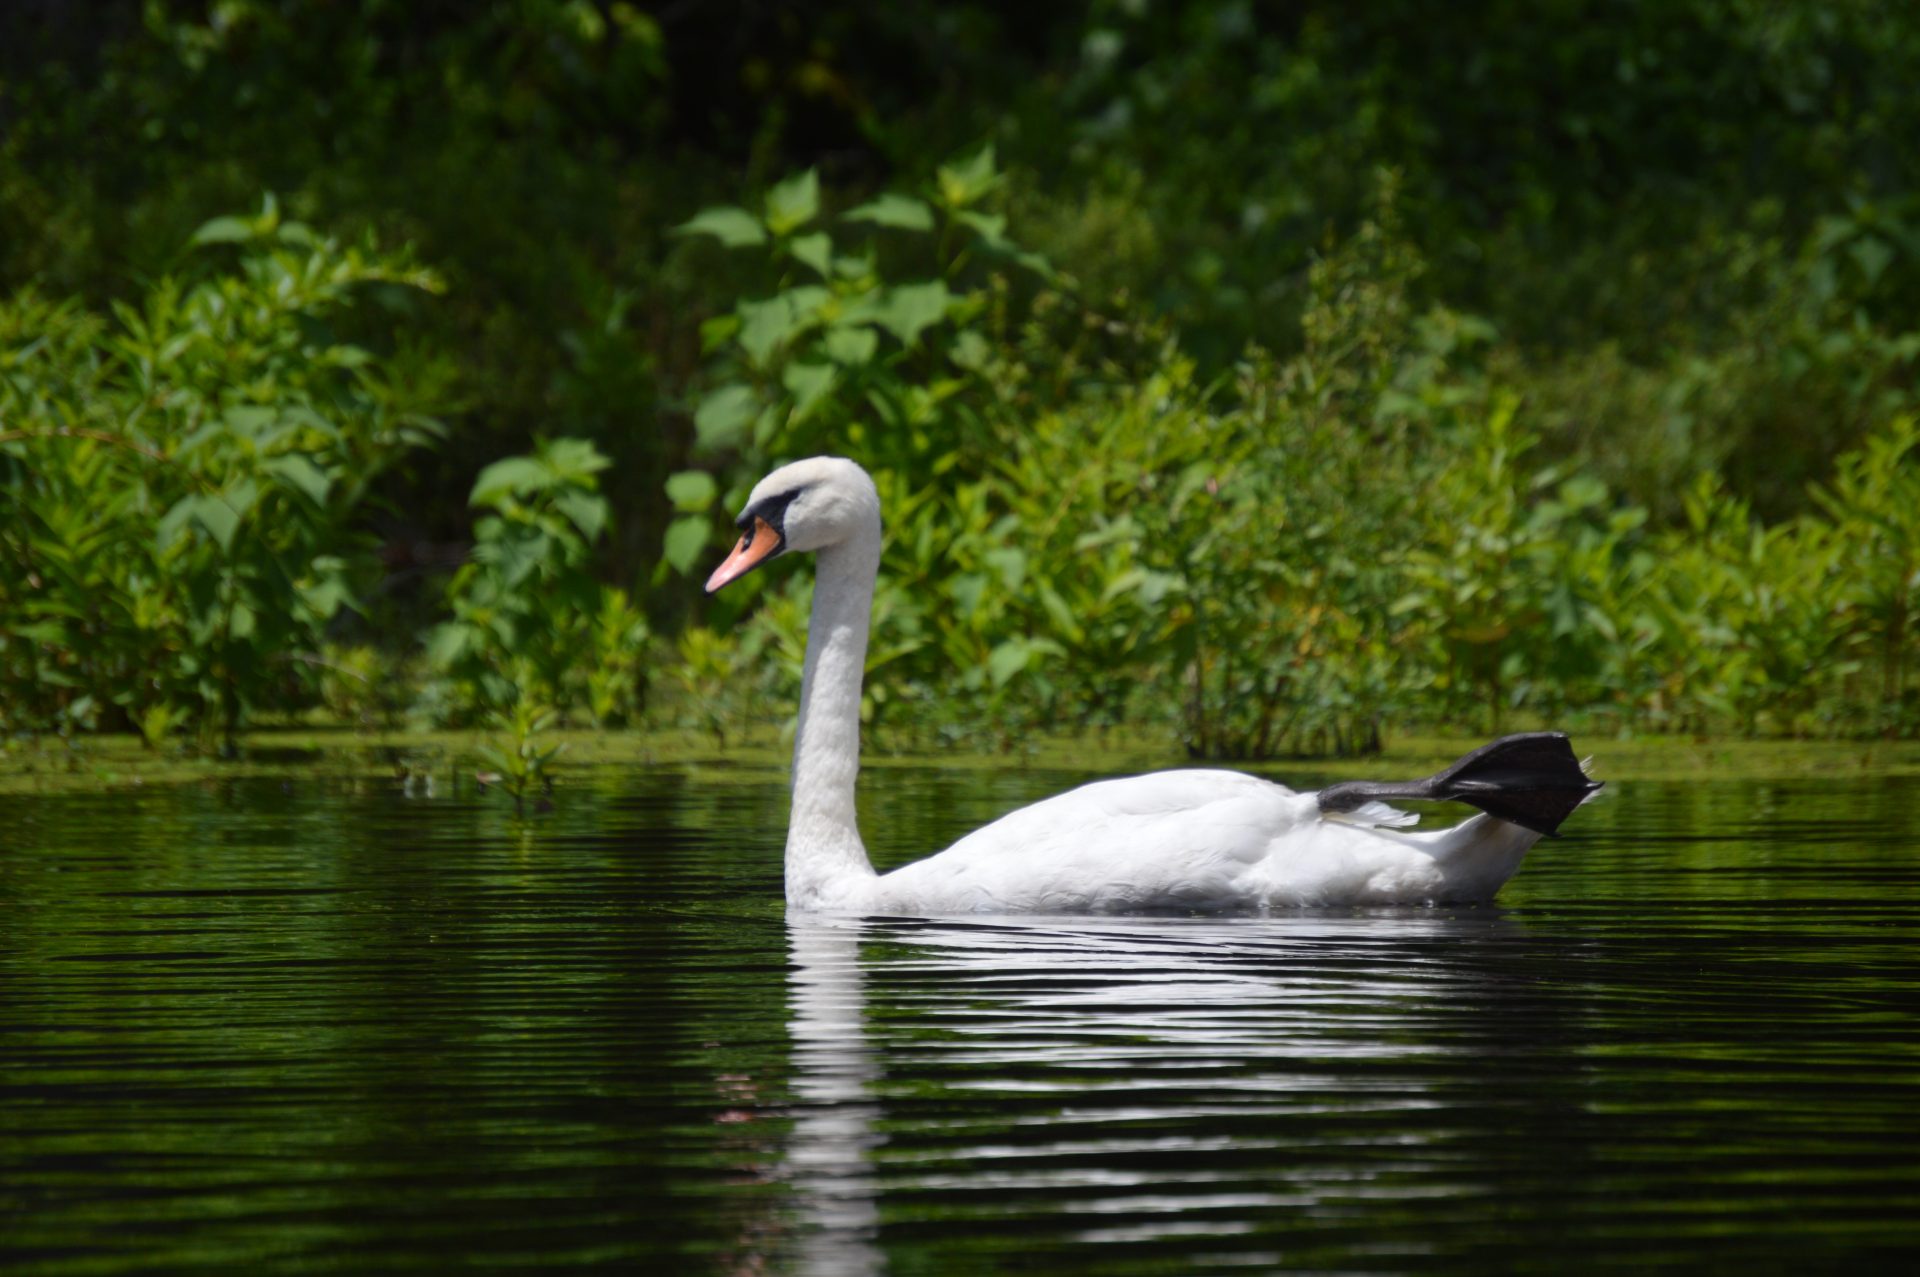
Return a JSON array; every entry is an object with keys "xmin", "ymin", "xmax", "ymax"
[
  {"xmin": 780, "ymin": 910, "xmax": 1532, "ymax": 1262},
  {"xmin": 783, "ymin": 919, "xmax": 884, "ymax": 1277}
]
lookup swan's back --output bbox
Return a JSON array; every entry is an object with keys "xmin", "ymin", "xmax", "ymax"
[
  {"xmin": 870, "ymin": 770, "xmax": 1316, "ymax": 914},
  {"xmin": 864, "ymin": 768, "xmax": 1547, "ymax": 915}
]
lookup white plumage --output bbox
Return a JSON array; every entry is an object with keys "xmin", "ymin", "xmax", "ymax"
[{"xmin": 705, "ymin": 456, "xmax": 1577, "ymax": 916}]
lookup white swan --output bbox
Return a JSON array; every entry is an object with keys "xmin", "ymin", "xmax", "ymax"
[{"xmin": 706, "ymin": 456, "xmax": 1600, "ymax": 914}]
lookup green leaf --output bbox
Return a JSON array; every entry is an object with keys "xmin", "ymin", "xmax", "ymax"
[
  {"xmin": 955, "ymin": 210, "xmax": 1011, "ymax": 250},
  {"xmin": 873, "ymin": 280, "xmax": 953, "ymax": 347},
  {"xmin": 764, "ymin": 168, "xmax": 820, "ymax": 236},
  {"xmin": 265, "ymin": 454, "xmax": 331, "ymax": 505},
  {"xmin": 694, "ymin": 384, "xmax": 760, "ymax": 450},
  {"xmin": 824, "ymin": 325, "xmax": 879, "ymax": 366},
  {"xmin": 737, "ymin": 297, "xmax": 794, "ymax": 366},
  {"xmin": 674, "ymin": 206, "xmax": 767, "ymax": 248},
  {"xmin": 788, "ymin": 231, "xmax": 834, "ymax": 278},
  {"xmin": 156, "ymin": 496, "xmax": 197, "ymax": 551},
  {"xmin": 662, "ymin": 515, "xmax": 711, "ymax": 575},
  {"xmin": 937, "ymin": 145, "xmax": 1000, "ymax": 208},
  {"xmin": 782, "ymin": 361, "xmax": 836, "ymax": 421},
  {"xmin": 426, "ymin": 621, "xmax": 472, "ymax": 669},
  {"xmin": 195, "ymin": 491, "xmax": 243, "ymax": 553},
  {"xmin": 540, "ymin": 437, "xmax": 611, "ymax": 485},
  {"xmin": 987, "ymin": 638, "xmax": 1030, "ymax": 688},
  {"xmin": 224, "ymin": 405, "xmax": 275, "ymax": 437},
  {"xmin": 666, "ymin": 470, "xmax": 719, "ymax": 513},
  {"xmin": 190, "ymin": 215, "xmax": 255, "ymax": 246},
  {"xmin": 554, "ymin": 490, "xmax": 610, "ymax": 543},
  {"xmin": 699, "ymin": 313, "xmax": 742, "ymax": 353},
  {"xmin": 842, "ymin": 194, "xmax": 935, "ymax": 231},
  {"xmin": 470, "ymin": 456, "xmax": 552, "ymax": 507}
]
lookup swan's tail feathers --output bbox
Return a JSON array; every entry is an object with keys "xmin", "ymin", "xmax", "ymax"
[{"xmin": 1316, "ymin": 732, "xmax": 1603, "ymax": 837}]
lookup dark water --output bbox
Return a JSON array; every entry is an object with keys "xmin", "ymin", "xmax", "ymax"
[{"xmin": 4, "ymin": 760, "xmax": 1920, "ymax": 1274}]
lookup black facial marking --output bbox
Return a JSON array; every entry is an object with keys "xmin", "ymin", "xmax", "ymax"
[{"xmin": 735, "ymin": 486, "xmax": 805, "ymax": 548}]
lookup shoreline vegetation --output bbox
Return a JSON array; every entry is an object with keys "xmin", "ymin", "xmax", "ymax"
[
  {"xmin": 6, "ymin": 5, "xmax": 1920, "ymax": 772},
  {"xmin": 5, "ymin": 727, "xmax": 1920, "ymax": 799}
]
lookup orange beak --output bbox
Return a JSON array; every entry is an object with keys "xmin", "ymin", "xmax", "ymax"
[{"xmin": 705, "ymin": 517, "xmax": 783, "ymax": 594}]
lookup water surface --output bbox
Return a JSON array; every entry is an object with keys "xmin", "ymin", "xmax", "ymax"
[{"xmin": 3, "ymin": 760, "xmax": 1919, "ymax": 1272}]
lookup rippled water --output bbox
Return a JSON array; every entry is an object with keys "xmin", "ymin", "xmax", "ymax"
[{"xmin": 4, "ymin": 759, "xmax": 1920, "ymax": 1273}]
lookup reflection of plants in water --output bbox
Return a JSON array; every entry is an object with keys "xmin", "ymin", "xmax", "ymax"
[{"xmin": 475, "ymin": 684, "xmax": 566, "ymax": 815}]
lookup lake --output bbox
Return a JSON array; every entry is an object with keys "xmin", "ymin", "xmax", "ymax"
[{"xmin": 3, "ymin": 755, "xmax": 1919, "ymax": 1272}]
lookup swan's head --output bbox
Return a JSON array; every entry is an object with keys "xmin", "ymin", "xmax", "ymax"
[{"xmin": 704, "ymin": 456, "xmax": 880, "ymax": 594}]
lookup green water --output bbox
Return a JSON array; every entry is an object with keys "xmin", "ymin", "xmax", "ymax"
[{"xmin": 3, "ymin": 761, "xmax": 1919, "ymax": 1273}]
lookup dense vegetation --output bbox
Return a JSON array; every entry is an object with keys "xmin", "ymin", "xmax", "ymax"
[{"xmin": 4, "ymin": 1, "xmax": 1919, "ymax": 755}]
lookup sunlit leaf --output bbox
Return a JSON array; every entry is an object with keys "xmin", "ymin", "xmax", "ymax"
[
  {"xmin": 824, "ymin": 325, "xmax": 879, "ymax": 366},
  {"xmin": 782, "ymin": 361, "xmax": 836, "ymax": 421},
  {"xmin": 554, "ymin": 490, "xmax": 609, "ymax": 543},
  {"xmin": 265, "ymin": 454, "xmax": 331, "ymax": 505},
  {"xmin": 190, "ymin": 215, "xmax": 254, "ymax": 246},
  {"xmin": 662, "ymin": 515, "xmax": 711, "ymax": 575},
  {"xmin": 541, "ymin": 437, "xmax": 611, "ymax": 484},
  {"xmin": 873, "ymin": 280, "xmax": 952, "ymax": 347},
  {"xmin": 788, "ymin": 231, "xmax": 833, "ymax": 278},
  {"xmin": 937, "ymin": 145, "xmax": 1000, "ymax": 208},
  {"xmin": 764, "ymin": 169, "xmax": 821, "ymax": 236},
  {"xmin": 666, "ymin": 469, "xmax": 719, "ymax": 513},
  {"xmin": 674, "ymin": 206, "xmax": 767, "ymax": 248},
  {"xmin": 470, "ymin": 456, "xmax": 551, "ymax": 507},
  {"xmin": 694, "ymin": 384, "xmax": 760, "ymax": 450},
  {"xmin": 842, "ymin": 193, "xmax": 935, "ymax": 231}
]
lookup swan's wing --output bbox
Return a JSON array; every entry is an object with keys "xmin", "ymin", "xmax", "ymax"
[{"xmin": 873, "ymin": 770, "xmax": 1317, "ymax": 914}]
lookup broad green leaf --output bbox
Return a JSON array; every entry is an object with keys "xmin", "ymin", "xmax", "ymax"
[
  {"xmin": 156, "ymin": 496, "xmax": 197, "ymax": 551},
  {"xmin": 987, "ymin": 637, "xmax": 1030, "ymax": 688},
  {"xmin": 764, "ymin": 168, "xmax": 820, "ymax": 236},
  {"xmin": 470, "ymin": 456, "xmax": 552, "ymax": 507},
  {"xmin": 666, "ymin": 469, "xmax": 719, "ymax": 513},
  {"xmin": 782, "ymin": 361, "xmax": 836, "ymax": 421},
  {"xmin": 737, "ymin": 297, "xmax": 795, "ymax": 365},
  {"xmin": 694, "ymin": 383, "xmax": 760, "ymax": 450},
  {"xmin": 955, "ymin": 209, "xmax": 1011, "ymax": 250},
  {"xmin": 983, "ymin": 545, "xmax": 1026, "ymax": 591},
  {"xmin": 949, "ymin": 329, "xmax": 991, "ymax": 370},
  {"xmin": 554, "ymin": 490, "xmax": 610, "ymax": 543},
  {"xmin": 265, "ymin": 454, "xmax": 331, "ymax": 505},
  {"xmin": 300, "ymin": 576, "xmax": 352, "ymax": 621},
  {"xmin": 426, "ymin": 621, "xmax": 472, "ymax": 668},
  {"xmin": 788, "ymin": 231, "xmax": 833, "ymax": 278},
  {"xmin": 541, "ymin": 437, "xmax": 611, "ymax": 484},
  {"xmin": 937, "ymin": 145, "xmax": 999, "ymax": 208},
  {"xmin": 662, "ymin": 515, "xmax": 711, "ymax": 575},
  {"xmin": 842, "ymin": 193, "xmax": 935, "ymax": 231},
  {"xmin": 190, "ymin": 215, "xmax": 254, "ymax": 246},
  {"xmin": 674, "ymin": 206, "xmax": 767, "ymax": 248},
  {"xmin": 224, "ymin": 405, "xmax": 275, "ymax": 437},
  {"xmin": 824, "ymin": 325, "xmax": 879, "ymax": 366},
  {"xmin": 873, "ymin": 280, "xmax": 952, "ymax": 347},
  {"xmin": 195, "ymin": 490, "xmax": 243, "ymax": 553},
  {"xmin": 699, "ymin": 313, "xmax": 741, "ymax": 353},
  {"xmin": 492, "ymin": 531, "xmax": 550, "ymax": 588}
]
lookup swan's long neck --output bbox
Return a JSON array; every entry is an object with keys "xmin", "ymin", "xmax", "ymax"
[{"xmin": 786, "ymin": 527, "xmax": 881, "ymax": 909}]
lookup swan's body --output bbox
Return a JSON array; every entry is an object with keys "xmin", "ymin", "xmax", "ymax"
[{"xmin": 706, "ymin": 456, "xmax": 1595, "ymax": 915}]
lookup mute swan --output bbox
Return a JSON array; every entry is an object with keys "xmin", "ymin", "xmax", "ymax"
[{"xmin": 706, "ymin": 456, "xmax": 1600, "ymax": 914}]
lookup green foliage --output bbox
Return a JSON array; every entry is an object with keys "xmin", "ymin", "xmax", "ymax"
[
  {"xmin": 0, "ymin": 205, "xmax": 443, "ymax": 747},
  {"xmin": 8, "ymin": 6, "xmax": 1920, "ymax": 754},
  {"xmin": 428, "ymin": 437, "xmax": 648, "ymax": 726},
  {"xmin": 474, "ymin": 687, "xmax": 567, "ymax": 816}
]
